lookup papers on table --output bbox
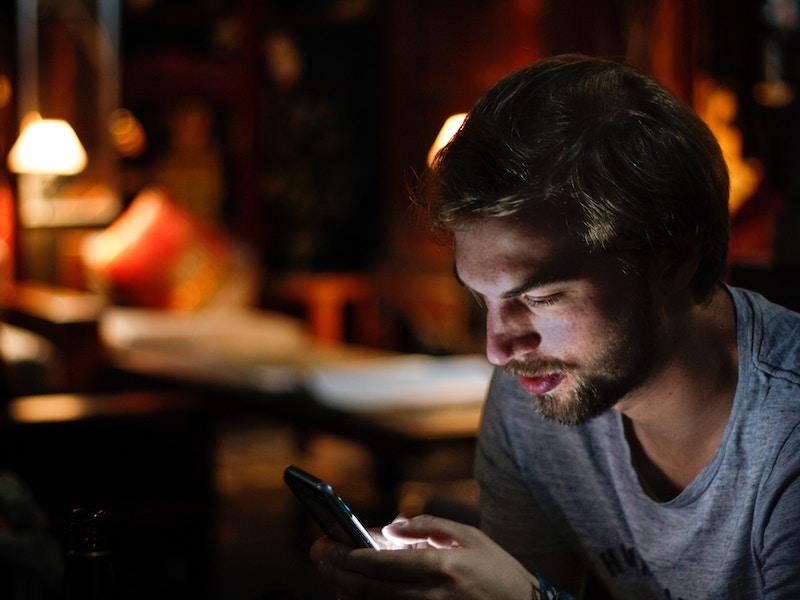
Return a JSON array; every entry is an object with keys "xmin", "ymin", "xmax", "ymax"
[
  {"xmin": 307, "ymin": 354, "xmax": 493, "ymax": 412},
  {"xmin": 100, "ymin": 306, "xmax": 313, "ymax": 392},
  {"xmin": 101, "ymin": 307, "xmax": 494, "ymax": 410}
]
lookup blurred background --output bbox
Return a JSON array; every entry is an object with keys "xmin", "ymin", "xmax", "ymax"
[{"xmin": 0, "ymin": 0, "xmax": 799, "ymax": 598}]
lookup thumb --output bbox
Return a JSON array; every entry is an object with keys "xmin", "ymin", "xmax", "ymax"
[{"xmin": 382, "ymin": 514, "xmax": 476, "ymax": 549}]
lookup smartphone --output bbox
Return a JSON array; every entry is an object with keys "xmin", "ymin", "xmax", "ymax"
[{"xmin": 283, "ymin": 464, "xmax": 379, "ymax": 549}]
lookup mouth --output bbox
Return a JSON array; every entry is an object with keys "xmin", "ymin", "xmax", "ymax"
[{"xmin": 518, "ymin": 373, "xmax": 565, "ymax": 395}]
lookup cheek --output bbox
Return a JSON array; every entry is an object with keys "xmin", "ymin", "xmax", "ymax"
[{"xmin": 536, "ymin": 304, "xmax": 615, "ymax": 358}]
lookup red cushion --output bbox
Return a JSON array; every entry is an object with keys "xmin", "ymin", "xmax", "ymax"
[{"xmin": 82, "ymin": 187, "xmax": 232, "ymax": 309}]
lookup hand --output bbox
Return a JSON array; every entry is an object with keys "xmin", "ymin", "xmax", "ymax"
[{"xmin": 310, "ymin": 514, "xmax": 537, "ymax": 600}]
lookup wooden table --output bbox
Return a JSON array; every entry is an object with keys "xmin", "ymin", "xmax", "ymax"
[
  {"xmin": 3, "ymin": 281, "xmax": 107, "ymax": 392},
  {"xmin": 99, "ymin": 306, "xmax": 487, "ymax": 517}
]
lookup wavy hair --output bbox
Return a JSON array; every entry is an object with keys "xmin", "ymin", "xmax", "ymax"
[{"xmin": 421, "ymin": 55, "xmax": 730, "ymax": 302}]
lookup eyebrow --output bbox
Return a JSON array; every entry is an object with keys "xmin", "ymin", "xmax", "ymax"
[{"xmin": 452, "ymin": 265, "xmax": 567, "ymax": 299}]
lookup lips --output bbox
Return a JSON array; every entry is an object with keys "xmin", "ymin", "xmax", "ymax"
[{"xmin": 518, "ymin": 373, "xmax": 565, "ymax": 395}]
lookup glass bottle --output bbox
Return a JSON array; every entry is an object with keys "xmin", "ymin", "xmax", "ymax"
[{"xmin": 63, "ymin": 507, "xmax": 117, "ymax": 600}]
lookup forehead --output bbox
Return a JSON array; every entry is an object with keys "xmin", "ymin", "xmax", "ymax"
[{"xmin": 453, "ymin": 214, "xmax": 586, "ymax": 292}]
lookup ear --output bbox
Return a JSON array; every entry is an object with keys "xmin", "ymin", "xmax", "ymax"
[{"xmin": 653, "ymin": 244, "xmax": 701, "ymax": 294}]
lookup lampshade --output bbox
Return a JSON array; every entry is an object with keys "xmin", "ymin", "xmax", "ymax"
[
  {"xmin": 427, "ymin": 112, "xmax": 467, "ymax": 166},
  {"xmin": 7, "ymin": 114, "xmax": 88, "ymax": 175}
]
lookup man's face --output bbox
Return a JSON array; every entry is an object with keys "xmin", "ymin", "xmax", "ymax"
[{"xmin": 454, "ymin": 214, "xmax": 658, "ymax": 425}]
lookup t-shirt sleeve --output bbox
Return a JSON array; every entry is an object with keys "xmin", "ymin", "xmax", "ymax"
[
  {"xmin": 759, "ymin": 423, "xmax": 800, "ymax": 597},
  {"xmin": 475, "ymin": 370, "xmax": 571, "ymax": 573}
]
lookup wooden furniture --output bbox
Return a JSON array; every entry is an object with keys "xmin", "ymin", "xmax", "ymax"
[
  {"xmin": 99, "ymin": 305, "xmax": 485, "ymax": 519},
  {"xmin": 2, "ymin": 281, "xmax": 484, "ymax": 522},
  {"xmin": 3, "ymin": 282, "xmax": 106, "ymax": 392},
  {"xmin": 266, "ymin": 272, "xmax": 381, "ymax": 344}
]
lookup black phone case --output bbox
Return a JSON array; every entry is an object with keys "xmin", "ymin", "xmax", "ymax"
[{"xmin": 283, "ymin": 465, "xmax": 377, "ymax": 549}]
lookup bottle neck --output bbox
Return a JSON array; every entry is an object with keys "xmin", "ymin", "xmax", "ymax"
[
  {"xmin": 67, "ymin": 507, "xmax": 111, "ymax": 555},
  {"xmin": 64, "ymin": 508, "xmax": 117, "ymax": 600}
]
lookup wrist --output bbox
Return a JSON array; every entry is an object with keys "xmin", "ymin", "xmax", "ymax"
[{"xmin": 530, "ymin": 572, "xmax": 576, "ymax": 600}]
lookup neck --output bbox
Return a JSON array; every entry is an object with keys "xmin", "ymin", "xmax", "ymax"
[{"xmin": 616, "ymin": 286, "xmax": 739, "ymax": 499}]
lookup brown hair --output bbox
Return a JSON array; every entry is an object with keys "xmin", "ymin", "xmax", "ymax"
[{"xmin": 420, "ymin": 55, "xmax": 730, "ymax": 302}]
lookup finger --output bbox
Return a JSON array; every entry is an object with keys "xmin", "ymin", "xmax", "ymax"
[
  {"xmin": 311, "ymin": 536, "xmax": 360, "ymax": 577},
  {"xmin": 368, "ymin": 526, "xmax": 410, "ymax": 550},
  {"xmin": 382, "ymin": 514, "xmax": 480, "ymax": 548},
  {"xmin": 341, "ymin": 545, "xmax": 455, "ymax": 582},
  {"xmin": 310, "ymin": 535, "xmax": 336, "ymax": 566},
  {"xmin": 314, "ymin": 532, "xmax": 455, "ymax": 583},
  {"xmin": 313, "ymin": 535, "xmax": 440, "ymax": 582},
  {"xmin": 368, "ymin": 515, "xmax": 416, "ymax": 550}
]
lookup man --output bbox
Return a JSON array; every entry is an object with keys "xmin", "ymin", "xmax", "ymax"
[{"xmin": 311, "ymin": 55, "xmax": 800, "ymax": 599}]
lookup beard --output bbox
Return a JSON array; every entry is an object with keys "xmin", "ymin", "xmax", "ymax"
[{"xmin": 505, "ymin": 287, "xmax": 658, "ymax": 426}]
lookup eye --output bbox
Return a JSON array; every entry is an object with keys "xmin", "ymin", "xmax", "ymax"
[{"xmin": 520, "ymin": 293, "xmax": 561, "ymax": 308}]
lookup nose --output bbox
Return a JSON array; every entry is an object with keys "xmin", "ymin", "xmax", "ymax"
[{"xmin": 485, "ymin": 302, "xmax": 540, "ymax": 366}]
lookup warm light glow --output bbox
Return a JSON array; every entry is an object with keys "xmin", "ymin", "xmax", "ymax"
[
  {"xmin": 7, "ymin": 113, "xmax": 88, "ymax": 175},
  {"xmin": 696, "ymin": 77, "xmax": 762, "ymax": 215},
  {"xmin": 0, "ymin": 74, "xmax": 11, "ymax": 110},
  {"xmin": 82, "ymin": 189, "xmax": 163, "ymax": 269},
  {"xmin": 7, "ymin": 392, "xmax": 178, "ymax": 423},
  {"xmin": 427, "ymin": 113, "xmax": 467, "ymax": 166},
  {"xmin": 9, "ymin": 395, "xmax": 89, "ymax": 423},
  {"xmin": 109, "ymin": 108, "xmax": 147, "ymax": 157},
  {"xmin": 753, "ymin": 80, "xmax": 794, "ymax": 108}
]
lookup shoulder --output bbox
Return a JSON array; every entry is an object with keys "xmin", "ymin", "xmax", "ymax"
[
  {"xmin": 730, "ymin": 288, "xmax": 800, "ymax": 513},
  {"xmin": 731, "ymin": 286, "xmax": 800, "ymax": 386}
]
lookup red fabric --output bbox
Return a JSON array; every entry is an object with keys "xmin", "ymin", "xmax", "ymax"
[{"xmin": 85, "ymin": 187, "xmax": 232, "ymax": 309}]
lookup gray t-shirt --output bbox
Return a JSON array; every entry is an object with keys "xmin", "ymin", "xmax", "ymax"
[{"xmin": 476, "ymin": 286, "xmax": 800, "ymax": 599}]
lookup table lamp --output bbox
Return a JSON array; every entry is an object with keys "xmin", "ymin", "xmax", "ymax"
[
  {"xmin": 7, "ymin": 113, "xmax": 88, "ymax": 177},
  {"xmin": 6, "ymin": 112, "xmax": 122, "ymax": 233},
  {"xmin": 7, "ymin": 112, "xmax": 88, "ymax": 208}
]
